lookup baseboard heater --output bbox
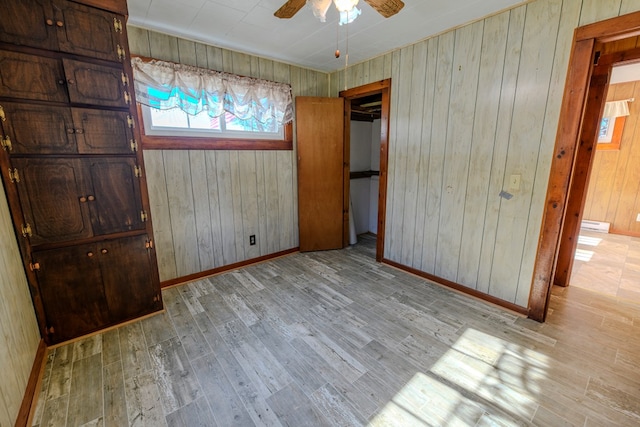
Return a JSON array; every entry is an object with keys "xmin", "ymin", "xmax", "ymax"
[{"xmin": 580, "ymin": 220, "xmax": 610, "ymax": 233}]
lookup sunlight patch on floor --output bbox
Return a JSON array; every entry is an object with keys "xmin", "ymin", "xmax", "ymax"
[
  {"xmin": 575, "ymin": 248, "xmax": 595, "ymax": 262},
  {"xmin": 578, "ymin": 235, "xmax": 602, "ymax": 247},
  {"xmin": 369, "ymin": 328, "xmax": 549, "ymax": 426}
]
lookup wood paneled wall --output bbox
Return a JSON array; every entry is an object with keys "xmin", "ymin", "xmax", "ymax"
[
  {"xmin": 127, "ymin": 27, "xmax": 329, "ymax": 281},
  {"xmin": 330, "ymin": 0, "xmax": 640, "ymax": 307},
  {"xmin": 584, "ymin": 80, "xmax": 640, "ymax": 236},
  {"xmin": 0, "ymin": 183, "xmax": 40, "ymax": 426}
]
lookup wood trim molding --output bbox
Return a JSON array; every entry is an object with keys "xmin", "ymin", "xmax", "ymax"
[
  {"xmin": 528, "ymin": 12, "xmax": 640, "ymax": 322},
  {"xmin": 340, "ymin": 79, "xmax": 391, "ymax": 263},
  {"xmin": 16, "ymin": 340, "xmax": 47, "ymax": 427},
  {"xmin": 136, "ymin": 104, "xmax": 293, "ymax": 151},
  {"xmin": 576, "ymin": 11, "xmax": 640, "ymax": 42},
  {"xmin": 383, "ymin": 259, "xmax": 528, "ymax": 316},
  {"xmin": 160, "ymin": 248, "xmax": 298, "ymax": 288}
]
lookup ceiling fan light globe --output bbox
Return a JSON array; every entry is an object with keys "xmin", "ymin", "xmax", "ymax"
[
  {"xmin": 334, "ymin": 0, "xmax": 359, "ymax": 12},
  {"xmin": 307, "ymin": 0, "xmax": 332, "ymax": 21},
  {"xmin": 339, "ymin": 6, "xmax": 360, "ymax": 24}
]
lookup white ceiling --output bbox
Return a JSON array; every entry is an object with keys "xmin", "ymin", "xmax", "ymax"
[{"xmin": 127, "ymin": 0, "xmax": 530, "ymax": 72}]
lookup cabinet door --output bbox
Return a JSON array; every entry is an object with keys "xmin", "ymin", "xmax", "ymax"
[
  {"xmin": 0, "ymin": 51, "xmax": 67, "ymax": 102},
  {"xmin": 72, "ymin": 108, "xmax": 134, "ymax": 154},
  {"xmin": 0, "ymin": 0, "xmax": 58, "ymax": 50},
  {"xmin": 13, "ymin": 158, "xmax": 92, "ymax": 245},
  {"xmin": 55, "ymin": 1, "xmax": 124, "ymax": 62},
  {"xmin": 99, "ymin": 235, "xmax": 162, "ymax": 321},
  {"xmin": 33, "ymin": 243, "xmax": 109, "ymax": 343},
  {"xmin": 62, "ymin": 58, "xmax": 129, "ymax": 107},
  {"xmin": 0, "ymin": 102, "xmax": 77, "ymax": 154},
  {"xmin": 86, "ymin": 158, "xmax": 145, "ymax": 235}
]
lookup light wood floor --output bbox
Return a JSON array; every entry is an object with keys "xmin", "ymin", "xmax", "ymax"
[
  {"xmin": 31, "ymin": 235, "xmax": 640, "ymax": 426},
  {"xmin": 571, "ymin": 230, "xmax": 640, "ymax": 302}
]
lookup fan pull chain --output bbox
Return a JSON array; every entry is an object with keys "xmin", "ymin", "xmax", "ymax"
[{"xmin": 343, "ymin": 10, "xmax": 349, "ymax": 91}]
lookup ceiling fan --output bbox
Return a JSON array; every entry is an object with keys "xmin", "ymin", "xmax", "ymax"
[{"xmin": 274, "ymin": 0, "xmax": 405, "ymax": 20}]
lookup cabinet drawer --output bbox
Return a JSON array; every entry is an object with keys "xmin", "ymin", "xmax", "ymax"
[
  {"xmin": 32, "ymin": 241, "xmax": 109, "ymax": 343},
  {"xmin": 0, "ymin": 51, "xmax": 67, "ymax": 102},
  {"xmin": 0, "ymin": 0, "xmax": 126, "ymax": 62},
  {"xmin": 0, "ymin": 51, "xmax": 130, "ymax": 107},
  {"xmin": 32, "ymin": 234, "xmax": 162, "ymax": 344},
  {"xmin": 63, "ymin": 58, "xmax": 129, "ymax": 107},
  {"xmin": 0, "ymin": 0, "xmax": 58, "ymax": 51},
  {"xmin": 13, "ymin": 157, "xmax": 145, "ymax": 245},
  {"xmin": 0, "ymin": 102, "xmax": 135, "ymax": 154}
]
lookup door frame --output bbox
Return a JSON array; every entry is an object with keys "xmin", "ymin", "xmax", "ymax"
[
  {"xmin": 528, "ymin": 11, "xmax": 640, "ymax": 322},
  {"xmin": 340, "ymin": 79, "xmax": 391, "ymax": 262}
]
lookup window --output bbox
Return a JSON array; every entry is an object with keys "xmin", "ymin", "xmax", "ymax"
[{"xmin": 131, "ymin": 57, "xmax": 293, "ymax": 150}]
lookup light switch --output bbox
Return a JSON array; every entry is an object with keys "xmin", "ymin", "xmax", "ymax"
[{"xmin": 509, "ymin": 174, "xmax": 521, "ymax": 191}]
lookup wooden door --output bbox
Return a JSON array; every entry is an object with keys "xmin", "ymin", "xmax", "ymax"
[
  {"xmin": 0, "ymin": 0, "xmax": 58, "ymax": 51},
  {"xmin": 73, "ymin": 108, "xmax": 134, "ymax": 154},
  {"xmin": 0, "ymin": 102, "xmax": 77, "ymax": 154},
  {"xmin": 86, "ymin": 157, "xmax": 145, "ymax": 235},
  {"xmin": 296, "ymin": 96, "xmax": 346, "ymax": 251},
  {"xmin": 55, "ymin": 1, "xmax": 124, "ymax": 62},
  {"xmin": 0, "ymin": 51, "xmax": 67, "ymax": 102},
  {"xmin": 33, "ymin": 243, "xmax": 109, "ymax": 343},
  {"xmin": 100, "ymin": 235, "xmax": 161, "ymax": 321},
  {"xmin": 62, "ymin": 58, "xmax": 128, "ymax": 107},
  {"xmin": 13, "ymin": 157, "xmax": 93, "ymax": 245}
]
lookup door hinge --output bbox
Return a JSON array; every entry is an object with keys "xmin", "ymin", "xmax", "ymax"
[
  {"xmin": 21, "ymin": 223, "xmax": 32, "ymax": 238},
  {"xmin": 29, "ymin": 261, "xmax": 40, "ymax": 271},
  {"xmin": 8, "ymin": 168, "xmax": 20, "ymax": 183},
  {"xmin": 130, "ymin": 139, "xmax": 138, "ymax": 152},
  {"xmin": 1, "ymin": 136, "xmax": 12, "ymax": 151},
  {"xmin": 140, "ymin": 210, "xmax": 148, "ymax": 222},
  {"xmin": 153, "ymin": 294, "xmax": 161, "ymax": 302},
  {"xmin": 593, "ymin": 51, "xmax": 601, "ymax": 65},
  {"xmin": 117, "ymin": 44, "xmax": 126, "ymax": 61},
  {"xmin": 121, "ymin": 72, "xmax": 129, "ymax": 86},
  {"xmin": 134, "ymin": 165, "xmax": 142, "ymax": 177},
  {"xmin": 127, "ymin": 115, "xmax": 135, "ymax": 128},
  {"xmin": 145, "ymin": 239, "xmax": 154, "ymax": 249},
  {"xmin": 113, "ymin": 18, "xmax": 123, "ymax": 33},
  {"xmin": 0, "ymin": 105, "xmax": 5, "ymax": 121},
  {"xmin": 124, "ymin": 91, "xmax": 131, "ymax": 105}
]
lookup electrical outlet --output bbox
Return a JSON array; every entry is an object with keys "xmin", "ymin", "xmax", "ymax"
[{"xmin": 249, "ymin": 235, "xmax": 256, "ymax": 245}]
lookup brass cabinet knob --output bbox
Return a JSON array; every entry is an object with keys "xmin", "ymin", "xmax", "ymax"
[
  {"xmin": 56, "ymin": 21, "xmax": 64, "ymax": 27},
  {"xmin": 46, "ymin": 19, "xmax": 54, "ymax": 26},
  {"xmin": 101, "ymin": 248, "xmax": 108, "ymax": 254},
  {"xmin": 67, "ymin": 79, "xmax": 75, "ymax": 85},
  {"xmin": 87, "ymin": 195, "xmax": 95, "ymax": 201},
  {"xmin": 87, "ymin": 251, "xmax": 94, "ymax": 257},
  {"xmin": 79, "ymin": 196, "xmax": 87, "ymax": 203},
  {"xmin": 58, "ymin": 79, "xmax": 65, "ymax": 85},
  {"xmin": 75, "ymin": 129, "xmax": 84, "ymax": 134},
  {"xmin": 67, "ymin": 128, "xmax": 75, "ymax": 134}
]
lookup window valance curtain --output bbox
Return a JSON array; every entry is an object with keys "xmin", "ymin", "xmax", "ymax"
[
  {"xmin": 603, "ymin": 98, "xmax": 633, "ymax": 118},
  {"xmin": 131, "ymin": 57, "xmax": 293, "ymax": 125}
]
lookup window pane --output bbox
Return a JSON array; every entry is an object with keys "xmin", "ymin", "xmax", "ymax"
[
  {"xmin": 150, "ymin": 108, "xmax": 189, "ymax": 128},
  {"xmin": 224, "ymin": 112, "xmax": 277, "ymax": 133},
  {"xmin": 599, "ymin": 117, "xmax": 609, "ymax": 138},
  {"xmin": 188, "ymin": 111, "xmax": 222, "ymax": 130}
]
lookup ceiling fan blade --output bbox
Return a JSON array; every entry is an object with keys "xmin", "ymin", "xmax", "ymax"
[
  {"xmin": 274, "ymin": 0, "xmax": 307, "ymax": 18},
  {"xmin": 364, "ymin": 0, "xmax": 405, "ymax": 18}
]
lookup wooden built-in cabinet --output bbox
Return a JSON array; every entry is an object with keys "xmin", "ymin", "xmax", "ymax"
[
  {"xmin": 0, "ymin": 0, "xmax": 162, "ymax": 344},
  {"xmin": 33, "ymin": 235, "xmax": 160, "ymax": 343}
]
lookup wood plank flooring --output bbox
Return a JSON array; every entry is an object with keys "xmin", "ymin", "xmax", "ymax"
[{"xmin": 31, "ymin": 235, "xmax": 640, "ymax": 426}]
